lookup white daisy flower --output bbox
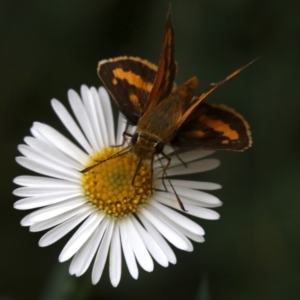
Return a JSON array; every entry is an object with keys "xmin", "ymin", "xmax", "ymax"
[{"xmin": 13, "ymin": 85, "xmax": 222, "ymax": 287}]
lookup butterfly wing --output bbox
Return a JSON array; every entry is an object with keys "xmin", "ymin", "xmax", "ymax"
[
  {"xmin": 97, "ymin": 8, "xmax": 176, "ymax": 125},
  {"xmin": 177, "ymin": 59, "xmax": 257, "ymax": 129},
  {"xmin": 172, "ymin": 102, "xmax": 252, "ymax": 151},
  {"xmin": 98, "ymin": 56, "xmax": 157, "ymax": 124},
  {"xmin": 142, "ymin": 8, "xmax": 177, "ymax": 113}
]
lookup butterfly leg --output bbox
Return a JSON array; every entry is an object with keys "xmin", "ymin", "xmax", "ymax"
[
  {"xmin": 131, "ymin": 157, "xmax": 143, "ymax": 187},
  {"xmin": 171, "ymin": 146, "xmax": 187, "ymax": 168},
  {"xmin": 131, "ymin": 157, "xmax": 155, "ymax": 200},
  {"xmin": 112, "ymin": 131, "xmax": 133, "ymax": 147},
  {"xmin": 159, "ymin": 152, "xmax": 187, "ymax": 211}
]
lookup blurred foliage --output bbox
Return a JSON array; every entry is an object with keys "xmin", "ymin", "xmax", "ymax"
[{"xmin": 1, "ymin": 0, "xmax": 300, "ymax": 299}]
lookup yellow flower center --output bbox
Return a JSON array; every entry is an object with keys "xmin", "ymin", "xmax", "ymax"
[{"xmin": 81, "ymin": 147, "xmax": 153, "ymax": 217}]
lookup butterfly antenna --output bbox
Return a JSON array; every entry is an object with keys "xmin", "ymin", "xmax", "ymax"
[
  {"xmin": 179, "ymin": 58, "xmax": 258, "ymax": 127},
  {"xmin": 81, "ymin": 145, "xmax": 132, "ymax": 173}
]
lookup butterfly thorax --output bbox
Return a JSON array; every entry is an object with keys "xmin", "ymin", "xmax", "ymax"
[
  {"xmin": 129, "ymin": 77, "xmax": 198, "ymax": 161},
  {"xmin": 136, "ymin": 77, "xmax": 198, "ymax": 144},
  {"xmin": 131, "ymin": 132, "xmax": 164, "ymax": 160}
]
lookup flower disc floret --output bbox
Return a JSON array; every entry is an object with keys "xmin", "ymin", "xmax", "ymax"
[{"xmin": 82, "ymin": 147, "xmax": 152, "ymax": 217}]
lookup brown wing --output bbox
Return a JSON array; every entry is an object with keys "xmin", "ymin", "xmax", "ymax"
[
  {"xmin": 98, "ymin": 56, "xmax": 157, "ymax": 124},
  {"xmin": 177, "ymin": 59, "xmax": 257, "ymax": 129},
  {"xmin": 142, "ymin": 8, "xmax": 177, "ymax": 113},
  {"xmin": 171, "ymin": 102, "xmax": 252, "ymax": 151}
]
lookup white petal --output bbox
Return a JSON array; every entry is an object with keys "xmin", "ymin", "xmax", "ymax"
[
  {"xmin": 30, "ymin": 205, "xmax": 94, "ymax": 232},
  {"xmin": 91, "ymin": 87, "xmax": 108, "ymax": 147},
  {"xmin": 13, "ymin": 176, "xmax": 78, "ymax": 188},
  {"xmin": 170, "ymin": 179, "xmax": 221, "ymax": 190},
  {"xmin": 70, "ymin": 217, "xmax": 110, "ymax": 277},
  {"xmin": 109, "ymin": 223, "xmax": 122, "ymax": 287},
  {"xmin": 30, "ymin": 126, "xmax": 49, "ymax": 144},
  {"xmin": 13, "ymin": 186, "xmax": 82, "ymax": 197},
  {"xmin": 154, "ymin": 190, "xmax": 222, "ymax": 209},
  {"xmin": 137, "ymin": 214, "xmax": 176, "ymax": 264},
  {"xmin": 84, "ymin": 86, "xmax": 106, "ymax": 150},
  {"xmin": 14, "ymin": 191, "xmax": 83, "ymax": 210},
  {"xmin": 162, "ymin": 145, "xmax": 174, "ymax": 155},
  {"xmin": 170, "ymin": 222, "xmax": 205, "ymax": 243},
  {"xmin": 59, "ymin": 211, "xmax": 104, "ymax": 262},
  {"xmin": 154, "ymin": 150, "xmax": 215, "ymax": 169},
  {"xmin": 116, "ymin": 113, "xmax": 127, "ymax": 145},
  {"xmin": 175, "ymin": 186, "xmax": 221, "ymax": 205},
  {"xmin": 98, "ymin": 87, "xmax": 114, "ymax": 145},
  {"xmin": 150, "ymin": 200, "xmax": 205, "ymax": 236},
  {"xmin": 126, "ymin": 124, "xmax": 136, "ymax": 135},
  {"xmin": 146, "ymin": 205, "xmax": 194, "ymax": 252},
  {"xmin": 15, "ymin": 157, "xmax": 79, "ymax": 182},
  {"xmin": 148, "ymin": 201, "xmax": 205, "ymax": 242},
  {"xmin": 155, "ymin": 185, "xmax": 222, "ymax": 206},
  {"xmin": 131, "ymin": 216, "xmax": 168, "ymax": 267},
  {"xmin": 24, "ymin": 136, "xmax": 81, "ymax": 170},
  {"xmin": 51, "ymin": 99, "xmax": 93, "ymax": 154},
  {"xmin": 156, "ymin": 192, "xmax": 220, "ymax": 219},
  {"xmin": 33, "ymin": 122, "xmax": 88, "ymax": 164},
  {"xmin": 139, "ymin": 207, "xmax": 190, "ymax": 251},
  {"xmin": 26, "ymin": 197, "xmax": 87, "ymax": 223},
  {"xmin": 39, "ymin": 208, "xmax": 93, "ymax": 247},
  {"xmin": 163, "ymin": 158, "xmax": 220, "ymax": 176},
  {"xmin": 20, "ymin": 213, "xmax": 35, "ymax": 226},
  {"xmin": 68, "ymin": 89, "xmax": 98, "ymax": 151},
  {"xmin": 80, "ymin": 86, "xmax": 103, "ymax": 150},
  {"xmin": 90, "ymin": 87, "xmax": 106, "ymax": 147},
  {"xmin": 92, "ymin": 219, "xmax": 115, "ymax": 285},
  {"xmin": 17, "ymin": 144, "xmax": 80, "ymax": 178},
  {"xmin": 124, "ymin": 217, "xmax": 153, "ymax": 272},
  {"xmin": 119, "ymin": 219, "xmax": 138, "ymax": 279},
  {"xmin": 183, "ymin": 204, "xmax": 220, "ymax": 220}
]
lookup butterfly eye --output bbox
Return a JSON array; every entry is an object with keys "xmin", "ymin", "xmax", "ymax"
[
  {"xmin": 155, "ymin": 141, "xmax": 164, "ymax": 153},
  {"xmin": 131, "ymin": 133, "xmax": 138, "ymax": 145}
]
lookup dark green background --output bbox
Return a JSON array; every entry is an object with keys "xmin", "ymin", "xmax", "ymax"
[{"xmin": 1, "ymin": 1, "xmax": 300, "ymax": 299}]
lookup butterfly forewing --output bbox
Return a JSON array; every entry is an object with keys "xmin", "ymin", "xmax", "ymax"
[
  {"xmin": 142, "ymin": 9, "xmax": 177, "ymax": 113},
  {"xmin": 172, "ymin": 102, "xmax": 252, "ymax": 150},
  {"xmin": 98, "ymin": 56, "xmax": 157, "ymax": 124}
]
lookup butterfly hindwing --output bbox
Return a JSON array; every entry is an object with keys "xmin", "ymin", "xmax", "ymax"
[
  {"xmin": 98, "ymin": 56, "xmax": 157, "ymax": 124},
  {"xmin": 172, "ymin": 102, "xmax": 252, "ymax": 151}
]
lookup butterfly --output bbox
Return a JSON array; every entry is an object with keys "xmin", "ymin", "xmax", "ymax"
[{"xmin": 94, "ymin": 8, "xmax": 253, "ymax": 209}]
